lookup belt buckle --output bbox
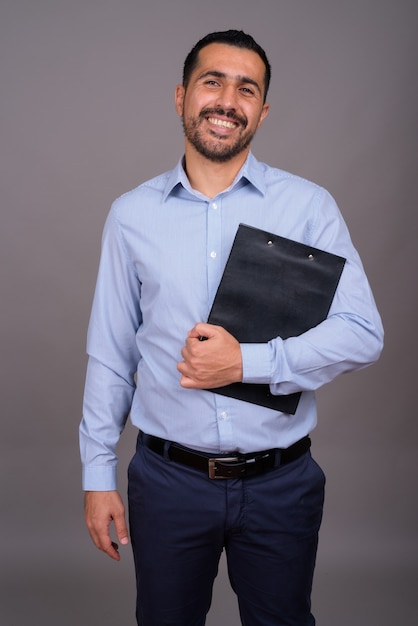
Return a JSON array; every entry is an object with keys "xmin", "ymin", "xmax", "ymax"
[{"xmin": 208, "ymin": 456, "xmax": 239, "ymax": 479}]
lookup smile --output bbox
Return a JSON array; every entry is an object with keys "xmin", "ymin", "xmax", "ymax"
[{"xmin": 207, "ymin": 117, "xmax": 237, "ymax": 129}]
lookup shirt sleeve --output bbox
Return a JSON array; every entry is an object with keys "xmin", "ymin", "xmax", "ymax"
[
  {"xmin": 79, "ymin": 205, "xmax": 142, "ymax": 491},
  {"xmin": 241, "ymin": 188, "xmax": 384, "ymax": 394}
]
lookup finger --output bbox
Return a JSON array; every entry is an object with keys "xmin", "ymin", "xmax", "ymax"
[
  {"xmin": 179, "ymin": 374, "xmax": 198, "ymax": 388},
  {"xmin": 100, "ymin": 539, "xmax": 121, "ymax": 561},
  {"xmin": 194, "ymin": 322, "xmax": 217, "ymax": 338},
  {"xmin": 187, "ymin": 325, "xmax": 201, "ymax": 339},
  {"xmin": 84, "ymin": 491, "xmax": 126, "ymax": 561},
  {"xmin": 88, "ymin": 523, "xmax": 121, "ymax": 561},
  {"xmin": 113, "ymin": 512, "xmax": 129, "ymax": 546},
  {"xmin": 93, "ymin": 519, "xmax": 117, "ymax": 552},
  {"xmin": 187, "ymin": 323, "xmax": 215, "ymax": 340}
]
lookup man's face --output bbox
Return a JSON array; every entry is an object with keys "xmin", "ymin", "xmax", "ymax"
[{"xmin": 175, "ymin": 43, "xmax": 269, "ymax": 163}]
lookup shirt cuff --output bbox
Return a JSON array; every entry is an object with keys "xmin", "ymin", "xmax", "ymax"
[
  {"xmin": 240, "ymin": 342, "xmax": 273, "ymax": 384},
  {"xmin": 82, "ymin": 465, "xmax": 118, "ymax": 491}
]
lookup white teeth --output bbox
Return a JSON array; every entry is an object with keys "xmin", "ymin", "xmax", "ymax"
[{"xmin": 208, "ymin": 117, "xmax": 236, "ymax": 129}]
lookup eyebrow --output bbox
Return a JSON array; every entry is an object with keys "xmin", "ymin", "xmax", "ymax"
[{"xmin": 197, "ymin": 70, "xmax": 262, "ymax": 96}]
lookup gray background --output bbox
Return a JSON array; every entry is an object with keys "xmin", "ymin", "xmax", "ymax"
[{"xmin": 1, "ymin": 1, "xmax": 417, "ymax": 624}]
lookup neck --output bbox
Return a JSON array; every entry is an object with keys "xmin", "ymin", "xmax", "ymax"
[{"xmin": 183, "ymin": 145, "xmax": 249, "ymax": 198}]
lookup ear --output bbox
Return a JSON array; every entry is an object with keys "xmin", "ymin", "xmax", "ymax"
[
  {"xmin": 257, "ymin": 102, "xmax": 270, "ymax": 129},
  {"xmin": 175, "ymin": 85, "xmax": 185, "ymax": 117}
]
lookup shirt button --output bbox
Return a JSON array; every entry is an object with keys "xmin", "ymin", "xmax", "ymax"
[
  {"xmin": 210, "ymin": 251, "xmax": 217, "ymax": 259},
  {"xmin": 220, "ymin": 411, "xmax": 228, "ymax": 420},
  {"xmin": 212, "ymin": 202, "xmax": 218, "ymax": 210}
]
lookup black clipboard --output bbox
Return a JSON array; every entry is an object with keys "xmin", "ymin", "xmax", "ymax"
[{"xmin": 207, "ymin": 224, "xmax": 346, "ymax": 414}]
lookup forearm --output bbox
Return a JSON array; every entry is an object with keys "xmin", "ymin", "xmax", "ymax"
[
  {"xmin": 80, "ymin": 356, "xmax": 136, "ymax": 491},
  {"xmin": 241, "ymin": 214, "xmax": 384, "ymax": 395},
  {"xmin": 241, "ymin": 307, "xmax": 383, "ymax": 395},
  {"xmin": 80, "ymin": 206, "xmax": 142, "ymax": 490}
]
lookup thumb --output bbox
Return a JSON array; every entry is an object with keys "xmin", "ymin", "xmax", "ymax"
[
  {"xmin": 191, "ymin": 322, "xmax": 217, "ymax": 339},
  {"xmin": 113, "ymin": 510, "xmax": 129, "ymax": 546}
]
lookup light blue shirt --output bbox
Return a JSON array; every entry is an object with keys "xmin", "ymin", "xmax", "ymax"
[{"xmin": 80, "ymin": 152, "xmax": 383, "ymax": 490}]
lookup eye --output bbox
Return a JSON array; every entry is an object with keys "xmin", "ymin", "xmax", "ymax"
[
  {"xmin": 240, "ymin": 86, "xmax": 255, "ymax": 95},
  {"xmin": 205, "ymin": 79, "xmax": 220, "ymax": 87}
]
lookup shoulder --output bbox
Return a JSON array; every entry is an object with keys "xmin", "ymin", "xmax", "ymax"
[
  {"xmin": 247, "ymin": 153, "xmax": 332, "ymax": 204},
  {"xmin": 248, "ymin": 155, "xmax": 345, "ymax": 246},
  {"xmin": 114, "ymin": 170, "xmax": 172, "ymax": 210},
  {"xmin": 259, "ymin": 158, "xmax": 328, "ymax": 197},
  {"xmin": 258, "ymin": 161, "xmax": 339, "ymax": 224},
  {"xmin": 104, "ymin": 168, "xmax": 176, "ymax": 231}
]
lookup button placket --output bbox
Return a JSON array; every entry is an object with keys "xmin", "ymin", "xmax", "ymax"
[{"xmin": 206, "ymin": 198, "xmax": 223, "ymax": 301}]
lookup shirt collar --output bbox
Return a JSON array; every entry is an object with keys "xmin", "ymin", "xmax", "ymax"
[{"xmin": 162, "ymin": 151, "xmax": 266, "ymax": 202}]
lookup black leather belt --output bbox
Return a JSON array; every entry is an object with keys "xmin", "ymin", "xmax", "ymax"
[{"xmin": 140, "ymin": 432, "xmax": 311, "ymax": 479}]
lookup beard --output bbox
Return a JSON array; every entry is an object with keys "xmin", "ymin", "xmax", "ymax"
[{"xmin": 182, "ymin": 107, "xmax": 257, "ymax": 163}]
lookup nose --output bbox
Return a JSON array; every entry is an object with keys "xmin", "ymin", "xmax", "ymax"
[{"xmin": 215, "ymin": 84, "xmax": 238, "ymax": 111}]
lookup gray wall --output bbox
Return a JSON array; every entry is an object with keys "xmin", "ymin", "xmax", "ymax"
[{"xmin": 1, "ymin": 1, "xmax": 417, "ymax": 624}]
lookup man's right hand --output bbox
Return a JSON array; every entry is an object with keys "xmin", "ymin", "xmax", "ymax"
[{"xmin": 84, "ymin": 490, "xmax": 129, "ymax": 561}]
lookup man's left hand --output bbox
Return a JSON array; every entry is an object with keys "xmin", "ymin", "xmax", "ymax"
[{"xmin": 177, "ymin": 323, "xmax": 243, "ymax": 389}]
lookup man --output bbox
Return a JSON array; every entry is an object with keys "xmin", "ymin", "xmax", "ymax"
[{"xmin": 80, "ymin": 30, "xmax": 383, "ymax": 625}]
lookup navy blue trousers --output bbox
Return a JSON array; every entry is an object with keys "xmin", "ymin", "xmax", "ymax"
[{"xmin": 128, "ymin": 434, "xmax": 325, "ymax": 626}]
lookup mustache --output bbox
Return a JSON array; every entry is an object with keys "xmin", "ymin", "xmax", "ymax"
[{"xmin": 199, "ymin": 107, "xmax": 247, "ymax": 128}]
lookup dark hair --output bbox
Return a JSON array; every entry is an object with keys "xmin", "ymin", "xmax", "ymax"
[{"xmin": 182, "ymin": 30, "xmax": 271, "ymax": 102}]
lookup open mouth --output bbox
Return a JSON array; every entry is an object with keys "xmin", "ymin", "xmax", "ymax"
[
  {"xmin": 200, "ymin": 108, "xmax": 247, "ymax": 130},
  {"xmin": 207, "ymin": 117, "xmax": 238, "ymax": 129}
]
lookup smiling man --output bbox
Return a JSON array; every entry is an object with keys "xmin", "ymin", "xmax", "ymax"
[
  {"xmin": 80, "ymin": 30, "xmax": 383, "ymax": 625},
  {"xmin": 177, "ymin": 42, "xmax": 269, "ymax": 170}
]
